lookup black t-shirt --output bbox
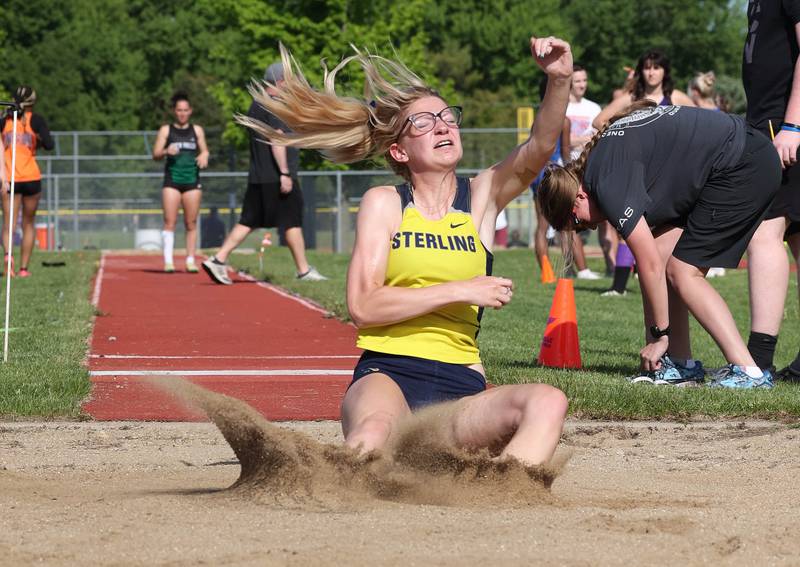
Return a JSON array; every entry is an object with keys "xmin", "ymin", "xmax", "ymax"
[
  {"xmin": 247, "ymin": 99, "xmax": 300, "ymax": 184},
  {"xmin": 582, "ymin": 106, "xmax": 746, "ymax": 238},
  {"xmin": 743, "ymin": 0, "xmax": 800, "ymax": 128}
]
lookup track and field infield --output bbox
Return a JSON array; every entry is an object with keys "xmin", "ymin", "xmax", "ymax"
[{"xmin": 82, "ymin": 253, "xmax": 360, "ymax": 421}]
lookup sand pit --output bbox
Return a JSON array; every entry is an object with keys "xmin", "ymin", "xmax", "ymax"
[{"xmin": 1, "ymin": 410, "xmax": 799, "ymax": 565}]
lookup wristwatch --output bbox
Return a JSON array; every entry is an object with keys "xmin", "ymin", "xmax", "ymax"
[
  {"xmin": 649, "ymin": 325, "xmax": 670, "ymax": 339},
  {"xmin": 279, "ymin": 171, "xmax": 291, "ymax": 177}
]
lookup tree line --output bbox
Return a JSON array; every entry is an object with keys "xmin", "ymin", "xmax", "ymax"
[{"xmin": 1, "ymin": 0, "xmax": 746, "ymax": 163}]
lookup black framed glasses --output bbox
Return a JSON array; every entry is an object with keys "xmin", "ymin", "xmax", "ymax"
[{"xmin": 400, "ymin": 105, "xmax": 463, "ymax": 136}]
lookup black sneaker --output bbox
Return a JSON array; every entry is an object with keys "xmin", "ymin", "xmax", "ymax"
[{"xmin": 774, "ymin": 365, "xmax": 800, "ymax": 383}]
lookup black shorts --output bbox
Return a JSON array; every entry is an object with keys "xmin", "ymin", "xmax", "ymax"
[
  {"xmin": 752, "ymin": 123, "xmax": 800, "ymax": 223},
  {"xmin": 239, "ymin": 180, "xmax": 304, "ymax": 230},
  {"xmin": 351, "ymin": 350, "xmax": 486, "ymax": 410},
  {"xmin": 11, "ymin": 180, "xmax": 42, "ymax": 197},
  {"xmin": 672, "ymin": 127, "xmax": 781, "ymax": 269},
  {"xmin": 163, "ymin": 181, "xmax": 201, "ymax": 193}
]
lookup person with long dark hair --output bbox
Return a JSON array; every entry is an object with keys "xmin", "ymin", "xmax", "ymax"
[
  {"xmin": 152, "ymin": 92, "xmax": 209, "ymax": 273},
  {"xmin": 1, "ymin": 86, "xmax": 54, "ymax": 278}
]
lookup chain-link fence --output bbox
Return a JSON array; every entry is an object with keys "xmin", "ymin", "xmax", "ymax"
[{"xmin": 29, "ymin": 129, "xmax": 537, "ymax": 253}]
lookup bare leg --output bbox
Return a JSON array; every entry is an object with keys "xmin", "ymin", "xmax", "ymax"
[
  {"xmin": 284, "ymin": 226, "xmax": 310, "ymax": 276},
  {"xmin": 667, "ymin": 256, "xmax": 755, "ymax": 366},
  {"xmin": 598, "ymin": 221, "xmax": 616, "ymax": 274},
  {"xmin": 341, "ymin": 374, "xmax": 411, "ymax": 453},
  {"xmin": 534, "ymin": 201, "xmax": 548, "ymax": 268},
  {"xmin": 651, "ymin": 227, "xmax": 691, "ymax": 360},
  {"xmin": 19, "ymin": 193, "xmax": 41, "ymax": 269},
  {"xmin": 747, "ymin": 217, "xmax": 790, "ymax": 335},
  {"xmin": 1, "ymin": 191, "xmax": 21, "ymax": 255},
  {"xmin": 215, "ymin": 223, "xmax": 254, "ymax": 263},
  {"xmin": 161, "ymin": 188, "xmax": 180, "ymax": 233},
  {"xmin": 572, "ymin": 233, "xmax": 588, "ymax": 271},
  {"xmin": 451, "ymin": 384, "xmax": 568, "ymax": 466},
  {"xmin": 180, "ymin": 189, "xmax": 202, "ymax": 259}
]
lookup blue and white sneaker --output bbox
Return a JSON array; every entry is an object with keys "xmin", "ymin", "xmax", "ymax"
[
  {"xmin": 708, "ymin": 365, "xmax": 774, "ymax": 389},
  {"xmin": 627, "ymin": 356, "xmax": 705, "ymax": 387}
]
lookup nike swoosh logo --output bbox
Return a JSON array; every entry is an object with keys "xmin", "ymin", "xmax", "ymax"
[{"xmin": 450, "ymin": 221, "xmax": 468, "ymax": 229}]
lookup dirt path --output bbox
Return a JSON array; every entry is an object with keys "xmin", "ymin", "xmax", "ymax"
[{"xmin": 2, "ymin": 418, "xmax": 798, "ymax": 566}]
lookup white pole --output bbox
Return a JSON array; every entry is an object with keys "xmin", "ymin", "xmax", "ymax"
[{"xmin": 3, "ymin": 109, "xmax": 18, "ymax": 363}]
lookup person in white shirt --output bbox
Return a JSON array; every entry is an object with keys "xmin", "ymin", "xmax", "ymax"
[{"xmin": 567, "ymin": 65, "xmax": 611, "ymax": 277}]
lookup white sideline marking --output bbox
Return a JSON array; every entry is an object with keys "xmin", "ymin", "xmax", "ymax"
[
  {"xmin": 235, "ymin": 271, "xmax": 337, "ymax": 318},
  {"xmin": 89, "ymin": 354, "xmax": 359, "ymax": 360},
  {"xmin": 91, "ymin": 253, "xmax": 107, "ymax": 307},
  {"xmin": 90, "ymin": 369, "xmax": 353, "ymax": 376}
]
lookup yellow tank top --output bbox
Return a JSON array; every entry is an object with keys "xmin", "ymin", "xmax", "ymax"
[{"xmin": 357, "ymin": 177, "xmax": 493, "ymax": 364}]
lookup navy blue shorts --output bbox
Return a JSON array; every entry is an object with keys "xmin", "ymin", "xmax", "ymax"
[{"xmin": 351, "ymin": 350, "xmax": 486, "ymax": 410}]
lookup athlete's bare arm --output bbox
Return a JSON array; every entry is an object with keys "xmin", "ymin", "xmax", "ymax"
[
  {"xmin": 346, "ymin": 186, "xmax": 514, "ymax": 329},
  {"xmin": 194, "ymin": 125, "xmax": 210, "ymax": 169},
  {"xmin": 593, "ymin": 93, "xmax": 632, "ymax": 131},
  {"xmin": 151, "ymin": 125, "xmax": 171, "ymax": 161},
  {"xmin": 773, "ymin": 21, "xmax": 800, "ymax": 168},
  {"xmin": 469, "ymin": 36, "xmax": 573, "ymax": 244}
]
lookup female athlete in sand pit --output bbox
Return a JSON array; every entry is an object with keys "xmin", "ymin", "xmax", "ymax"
[
  {"xmin": 152, "ymin": 92, "xmax": 209, "ymax": 273},
  {"xmin": 239, "ymin": 36, "xmax": 571, "ymax": 466},
  {"xmin": 538, "ymin": 102, "xmax": 781, "ymax": 389}
]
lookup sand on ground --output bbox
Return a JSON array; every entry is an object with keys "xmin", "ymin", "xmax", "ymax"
[{"xmin": 2, "ymin": 410, "xmax": 799, "ymax": 566}]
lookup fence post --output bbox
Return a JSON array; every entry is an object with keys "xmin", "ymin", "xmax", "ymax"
[
  {"xmin": 54, "ymin": 176, "xmax": 61, "ymax": 250},
  {"xmin": 335, "ymin": 171, "xmax": 343, "ymax": 254},
  {"xmin": 73, "ymin": 133, "xmax": 79, "ymax": 250}
]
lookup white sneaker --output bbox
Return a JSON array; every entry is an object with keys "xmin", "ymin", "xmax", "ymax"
[
  {"xmin": 706, "ymin": 267, "xmax": 726, "ymax": 278},
  {"xmin": 576, "ymin": 269, "xmax": 601, "ymax": 280},
  {"xmin": 201, "ymin": 257, "xmax": 233, "ymax": 285},
  {"xmin": 297, "ymin": 266, "xmax": 328, "ymax": 281},
  {"xmin": 600, "ymin": 289, "xmax": 627, "ymax": 297}
]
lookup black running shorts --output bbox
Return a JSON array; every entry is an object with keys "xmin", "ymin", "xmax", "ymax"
[
  {"xmin": 672, "ymin": 127, "xmax": 781, "ymax": 269},
  {"xmin": 239, "ymin": 179, "xmax": 304, "ymax": 230}
]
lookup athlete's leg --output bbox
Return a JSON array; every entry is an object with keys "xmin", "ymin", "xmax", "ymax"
[
  {"xmin": 161, "ymin": 187, "xmax": 181, "ymax": 267},
  {"xmin": 214, "ymin": 224, "xmax": 253, "ymax": 263},
  {"xmin": 19, "ymin": 193, "xmax": 42, "ymax": 269},
  {"xmin": 284, "ymin": 226, "xmax": 310, "ymax": 276},
  {"xmin": 667, "ymin": 256, "xmax": 756, "ymax": 366},
  {"xmin": 533, "ymin": 201, "xmax": 548, "ymax": 268},
  {"xmin": 180, "ymin": 189, "xmax": 202, "ymax": 260},
  {"xmin": 652, "ymin": 227, "xmax": 691, "ymax": 360},
  {"xmin": 341, "ymin": 374, "xmax": 411, "ymax": 453},
  {"xmin": 746, "ymin": 216, "xmax": 790, "ymax": 369},
  {"xmin": 598, "ymin": 221, "xmax": 617, "ymax": 274},
  {"xmin": 450, "ymin": 383, "xmax": 568, "ymax": 466},
  {"xmin": 1, "ymin": 191, "xmax": 21, "ymax": 255},
  {"xmin": 572, "ymin": 232, "xmax": 588, "ymax": 271}
]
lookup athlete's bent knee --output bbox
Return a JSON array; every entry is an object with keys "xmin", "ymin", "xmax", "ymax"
[{"xmin": 345, "ymin": 412, "xmax": 395, "ymax": 453}]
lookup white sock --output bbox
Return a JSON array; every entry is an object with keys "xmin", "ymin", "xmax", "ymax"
[
  {"xmin": 162, "ymin": 230, "xmax": 174, "ymax": 265},
  {"xmin": 186, "ymin": 255, "xmax": 195, "ymax": 264},
  {"xmin": 743, "ymin": 366, "xmax": 764, "ymax": 378}
]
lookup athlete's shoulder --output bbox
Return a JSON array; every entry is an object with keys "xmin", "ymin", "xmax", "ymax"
[{"xmin": 361, "ymin": 185, "xmax": 402, "ymax": 209}]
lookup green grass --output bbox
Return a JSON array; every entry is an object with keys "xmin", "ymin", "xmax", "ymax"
[
  {"xmin": 231, "ymin": 247, "xmax": 800, "ymax": 420},
  {"xmin": 0, "ymin": 251, "xmax": 99, "ymax": 417}
]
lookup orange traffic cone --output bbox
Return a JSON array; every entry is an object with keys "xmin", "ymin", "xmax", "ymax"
[
  {"xmin": 540, "ymin": 255, "xmax": 556, "ymax": 284},
  {"xmin": 537, "ymin": 278, "xmax": 581, "ymax": 368}
]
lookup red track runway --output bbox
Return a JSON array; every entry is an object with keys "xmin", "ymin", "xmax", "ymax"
[{"xmin": 82, "ymin": 254, "xmax": 360, "ymax": 421}]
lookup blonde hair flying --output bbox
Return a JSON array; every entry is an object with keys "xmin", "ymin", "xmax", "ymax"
[{"xmin": 236, "ymin": 44, "xmax": 439, "ymax": 178}]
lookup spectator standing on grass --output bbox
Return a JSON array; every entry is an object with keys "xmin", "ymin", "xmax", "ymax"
[
  {"xmin": 1, "ymin": 86, "xmax": 53, "ymax": 278},
  {"xmin": 532, "ymin": 76, "xmax": 600, "ymax": 282},
  {"xmin": 236, "ymin": 37, "xmax": 572, "ymax": 465},
  {"xmin": 567, "ymin": 64, "xmax": 616, "ymax": 277},
  {"xmin": 152, "ymin": 92, "xmax": 209, "ymax": 273},
  {"xmin": 742, "ymin": 0, "xmax": 800, "ymax": 380},
  {"xmin": 203, "ymin": 63, "xmax": 326, "ymax": 285},
  {"xmin": 594, "ymin": 50, "xmax": 695, "ymax": 297}
]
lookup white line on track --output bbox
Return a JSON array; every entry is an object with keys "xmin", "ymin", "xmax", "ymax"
[
  {"xmin": 91, "ymin": 253, "xmax": 107, "ymax": 307},
  {"xmin": 90, "ymin": 369, "xmax": 353, "ymax": 376},
  {"xmin": 89, "ymin": 354, "xmax": 359, "ymax": 360}
]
